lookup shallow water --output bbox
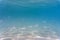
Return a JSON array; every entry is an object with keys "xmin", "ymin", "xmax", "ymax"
[{"xmin": 0, "ymin": 0, "xmax": 60, "ymax": 40}]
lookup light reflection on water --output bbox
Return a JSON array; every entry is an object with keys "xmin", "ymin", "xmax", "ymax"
[{"xmin": 0, "ymin": 24, "xmax": 60, "ymax": 40}]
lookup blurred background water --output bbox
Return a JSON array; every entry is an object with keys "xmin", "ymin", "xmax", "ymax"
[{"xmin": 0, "ymin": 0, "xmax": 60, "ymax": 39}]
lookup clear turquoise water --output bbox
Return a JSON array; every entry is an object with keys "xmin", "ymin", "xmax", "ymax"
[{"xmin": 0, "ymin": 0, "xmax": 60, "ymax": 38}]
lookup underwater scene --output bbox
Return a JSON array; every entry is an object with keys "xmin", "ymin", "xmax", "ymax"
[{"xmin": 0, "ymin": 0, "xmax": 60, "ymax": 40}]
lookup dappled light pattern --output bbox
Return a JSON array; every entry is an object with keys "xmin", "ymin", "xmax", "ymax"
[{"xmin": 0, "ymin": 23, "xmax": 60, "ymax": 40}]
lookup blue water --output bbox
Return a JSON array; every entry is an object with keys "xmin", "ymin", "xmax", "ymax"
[{"xmin": 0, "ymin": 0, "xmax": 60, "ymax": 37}]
